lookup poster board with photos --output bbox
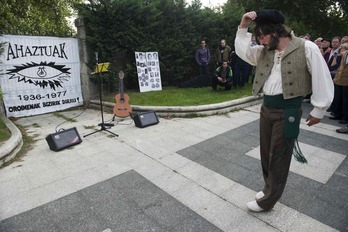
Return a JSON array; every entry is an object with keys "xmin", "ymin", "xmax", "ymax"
[{"xmin": 135, "ymin": 51, "xmax": 162, "ymax": 92}]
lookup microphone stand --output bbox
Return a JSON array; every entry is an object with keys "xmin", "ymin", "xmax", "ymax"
[{"xmin": 84, "ymin": 52, "xmax": 119, "ymax": 138}]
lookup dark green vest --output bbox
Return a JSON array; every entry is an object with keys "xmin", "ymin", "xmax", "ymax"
[{"xmin": 252, "ymin": 35, "xmax": 312, "ymax": 99}]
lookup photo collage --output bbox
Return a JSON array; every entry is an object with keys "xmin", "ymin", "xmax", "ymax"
[{"xmin": 135, "ymin": 51, "xmax": 162, "ymax": 92}]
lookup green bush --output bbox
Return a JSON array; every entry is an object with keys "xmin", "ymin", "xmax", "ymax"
[{"xmin": 75, "ymin": 0, "xmax": 241, "ymax": 91}]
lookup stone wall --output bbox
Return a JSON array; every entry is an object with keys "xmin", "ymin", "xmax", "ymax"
[{"xmin": 74, "ymin": 17, "xmax": 99, "ymax": 104}]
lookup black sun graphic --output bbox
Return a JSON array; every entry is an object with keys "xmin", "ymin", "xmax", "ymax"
[{"xmin": 6, "ymin": 61, "xmax": 71, "ymax": 90}]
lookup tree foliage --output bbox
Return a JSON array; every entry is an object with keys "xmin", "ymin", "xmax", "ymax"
[
  {"xmin": 75, "ymin": 0, "xmax": 241, "ymax": 90},
  {"xmin": 1, "ymin": 0, "xmax": 348, "ymax": 91},
  {"xmin": 228, "ymin": 0, "xmax": 348, "ymax": 39},
  {"xmin": 0, "ymin": 0, "xmax": 81, "ymax": 36},
  {"xmin": 76, "ymin": 0, "xmax": 348, "ymax": 91}
]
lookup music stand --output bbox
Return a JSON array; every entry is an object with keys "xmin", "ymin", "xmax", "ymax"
[{"xmin": 84, "ymin": 53, "xmax": 119, "ymax": 138}]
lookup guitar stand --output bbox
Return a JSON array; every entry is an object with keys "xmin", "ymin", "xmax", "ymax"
[
  {"xmin": 84, "ymin": 53, "xmax": 119, "ymax": 138},
  {"xmin": 111, "ymin": 115, "xmax": 129, "ymax": 122},
  {"xmin": 112, "ymin": 115, "xmax": 117, "ymax": 122}
]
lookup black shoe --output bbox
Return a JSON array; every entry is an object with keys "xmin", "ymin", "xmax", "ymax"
[
  {"xmin": 336, "ymin": 127, "xmax": 348, "ymax": 133},
  {"xmin": 339, "ymin": 119, "xmax": 348, "ymax": 124},
  {"xmin": 329, "ymin": 116, "xmax": 342, "ymax": 120}
]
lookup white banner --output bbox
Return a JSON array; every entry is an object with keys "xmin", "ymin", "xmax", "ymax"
[
  {"xmin": 0, "ymin": 34, "xmax": 83, "ymax": 117},
  {"xmin": 135, "ymin": 51, "xmax": 162, "ymax": 92}
]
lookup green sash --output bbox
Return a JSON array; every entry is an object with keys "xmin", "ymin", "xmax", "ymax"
[
  {"xmin": 263, "ymin": 94, "xmax": 307, "ymax": 164},
  {"xmin": 263, "ymin": 94, "xmax": 302, "ymax": 139}
]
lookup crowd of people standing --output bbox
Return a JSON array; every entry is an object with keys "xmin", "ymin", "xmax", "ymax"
[
  {"xmin": 195, "ymin": 38, "xmax": 254, "ymax": 91},
  {"xmin": 195, "ymin": 33, "xmax": 348, "ymax": 134},
  {"xmin": 302, "ymin": 35, "xmax": 348, "ymax": 134}
]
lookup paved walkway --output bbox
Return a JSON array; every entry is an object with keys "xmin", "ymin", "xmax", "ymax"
[{"xmin": 0, "ymin": 103, "xmax": 347, "ymax": 231}]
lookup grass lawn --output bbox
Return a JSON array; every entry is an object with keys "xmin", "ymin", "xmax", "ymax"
[
  {"xmin": 105, "ymin": 83, "xmax": 253, "ymax": 106},
  {"xmin": 0, "ymin": 118, "xmax": 11, "ymax": 143},
  {"xmin": 0, "ymin": 91, "xmax": 11, "ymax": 143}
]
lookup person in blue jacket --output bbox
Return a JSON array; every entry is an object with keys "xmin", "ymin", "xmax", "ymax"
[{"xmin": 195, "ymin": 40, "xmax": 211, "ymax": 76}]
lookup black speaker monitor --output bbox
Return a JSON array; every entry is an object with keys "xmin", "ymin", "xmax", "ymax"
[
  {"xmin": 46, "ymin": 127, "xmax": 82, "ymax": 151},
  {"xmin": 133, "ymin": 111, "xmax": 159, "ymax": 128}
]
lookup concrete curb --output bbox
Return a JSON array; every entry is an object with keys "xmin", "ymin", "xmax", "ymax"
[
  {"xmin": 90, "ymin": 95, "xmax": 263, "ymax": 117},
  {"xmin": 0, "ymin": 114, "xmax": 23, "ymax": 167}
]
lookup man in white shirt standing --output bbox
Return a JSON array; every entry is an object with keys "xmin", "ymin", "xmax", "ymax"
[
  {"xmin": 328, "ymin": 37, "xmax": 341, "ymax": 62},
  {"xmin": 235, "ymin": 10, "xmax": 334, "ymax": 212},
  {"xmin": 327, "ymin": 36, "xmax": 341, "ymax": 78}
]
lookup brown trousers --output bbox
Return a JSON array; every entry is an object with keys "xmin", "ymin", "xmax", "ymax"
[{"xmin": 257, "ymin": 105, "xmax": 296, "ymax": 210}]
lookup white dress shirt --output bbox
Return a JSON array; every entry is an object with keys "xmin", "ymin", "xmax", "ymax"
[
  {"xmin": 328, "ymin": 48, "xmax": 340, "ymax": 61},
  {"xmin": 235, "ymin": 28, "xmax": 334, "ymax": 119}
]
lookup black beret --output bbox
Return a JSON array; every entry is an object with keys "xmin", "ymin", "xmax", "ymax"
[{"xmin": 254, "ymin": 9, "xmax": 285, "ymax": 25}]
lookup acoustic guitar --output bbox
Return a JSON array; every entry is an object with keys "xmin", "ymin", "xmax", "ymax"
[{"xmin": 113, "ymin": 71, "xmax": 132, "ymax": 118}]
